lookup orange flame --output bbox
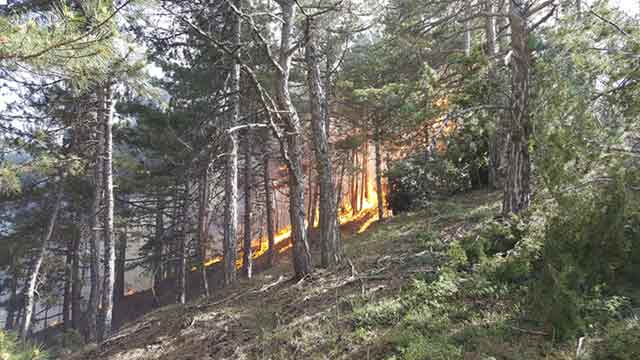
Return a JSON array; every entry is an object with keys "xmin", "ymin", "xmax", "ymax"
[{"xmin": 192, "ymin": 146, "xmax": 391, "ymax": 272}]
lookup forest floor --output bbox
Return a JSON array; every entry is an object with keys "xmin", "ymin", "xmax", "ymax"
[{"xmin": 69, "ymin": 190, "xmax": 579, "ymax": 360}]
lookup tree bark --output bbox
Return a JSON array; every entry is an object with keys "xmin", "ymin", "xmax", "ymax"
[
  {"xmin": 70, "ymin": 231, "xmax": 81, "ymax": 330},
  {"xmin": 576, "ymin": 0, "xmax": 582, "ymax": 19},
  {"xmin": 277, "ymin": 0, "xmax": 312, "ymax": 278},
  {"xmin": 352, "ymin": 151, "xmax": 359, "ymax": 213},
  {"xmin": 99, "ymin": 83, "xmax": 115, "ymax": 344},
  {"xmin": 502, "ymin": 0, "xmax": 532, "ymax": 215},
  {"xmin": 242, "ymin": 129, "xmax": 253, "ymax": 278},
  {"xmin": 485, "ymin": 0, "xmax": 502, "ymax": 190},
  {"xmin": 20, "ymin": 175, "xmax": 64, "ymax": 338},
  {"xmin": 4, "ymin": 265, "xmax": 17, "ymax": 330},
  {"xmin": 464, "ymin": 0, "xmax": 473, "ymax": 56},
  {"xmin": 114, "ymin": 223, "xmax": 127, "ymax": 307},
  {"xmin": 152, "ymin": 197, "xmax": 164, "ymax": 304},
  {"xmin": 263, "ymin": 152, "xmax": 276, "ymax": 267},
  {"xmin": 63, "ymin": 239, "xmax": 72, "ymax": 330},
  {"xmin": 223, "ymin": 0, "xmax": 241, "ymax": 286},
  {"xmin": 197, "ymin": 170, "xmax": 210, "ymax": 297},
  {"xmin": 305, "ymin": 18, "xmax": 342, "ymax": 267},
  {"xmin": 176, "ymin": 182, "xmax": 188, "ymax": 305},
  {"xmin": 86, "ymin": 87, "xmax": 104, "ymax": 342},
  {"xmin": 374, "ymin": 115, "xmax": 385, "ymax": 221}
]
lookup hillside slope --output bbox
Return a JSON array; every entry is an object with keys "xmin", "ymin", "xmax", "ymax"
[{"xmin": 69, "ymin": 191, "xmax": 577, "ymax": 360}]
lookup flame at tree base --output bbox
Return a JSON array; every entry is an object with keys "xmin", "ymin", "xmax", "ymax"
[{"xmin": 182, "ymin": 144, "xmax": 391, "ymax": 278}]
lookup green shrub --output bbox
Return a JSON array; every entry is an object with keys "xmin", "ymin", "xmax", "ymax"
[
  {"xmin": 592, "ymin": 319, "xmax": 640, "ymax": 360},
  {"xmin": 460, "ymin": 217, "xmax": 528, "ymax": 268},
  {"xmin": 0, "ymin": 330, "xmax": 48, "ymax": 360},
  {"xmin": 446, "ymin": 241, "xmax": 468, "ymax": 271},
  {"xmin": 528, "ymin": 178, "xmax": 639, "ymax": 339},
  {"xmin": 353, "ymin": 298, "xmax": 404, "ymax": 327},
  {"xmin": 386, "ymin": 125, "xmax": 490, "ymax": 214},
  {"xmin": 392, "ymin": 329, "xmax": 462, "ymax": 360},
  {"xmin": 415, "ymin": 230, "xmax": 439, "ymax": 251}
]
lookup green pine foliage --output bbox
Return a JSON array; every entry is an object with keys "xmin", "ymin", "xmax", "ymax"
[{"xmin": 0, "ymin": 331, "xmax": 48, "ymax": 360}]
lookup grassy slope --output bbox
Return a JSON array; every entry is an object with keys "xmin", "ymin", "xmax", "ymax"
[{"xmin": 70, "ymin": 190, "xmax": 577, "ymax": 360}]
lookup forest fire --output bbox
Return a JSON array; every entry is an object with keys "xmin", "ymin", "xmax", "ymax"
[
  {"xmin": 189, "ymin": 156, "xmax": 390, "ymax": 272},
  {"xmin": 341, "ymin": 180, "xmax": 392, "ymax": 234}
]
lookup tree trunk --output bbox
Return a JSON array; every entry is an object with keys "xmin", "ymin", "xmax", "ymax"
[
  {"xmin": 336, "ymin": 155, "xmax": 347, "ymax": 210},
  {"xmin": 323, "ymin": 33, "xmax": 336, "ymax": 136},
  {"xmin": 15, "ymin": 306, "xmax": 23, "ymax": 332},
  {"xmin": 374, "ymin": 115, "xmax": 385, "ymax": 221},
  {"xmin": 464, "ymin": 0, "xmax": 473, "ymax": 56},
  {"xmin": 4, "ymin": 266, "xmax": 17, "ymax": 330},
  {"xmin": 277, "ymin": 0, "xmax": 313, "ymax": 278},
  {"xmin": 177, "ymin": 182, "xmax": 188, "ymax": 305},
  {"xmin": 71, "ymin": 232, "xmax": 81, "ymax": 330},
  {"xmin": 305, "ymin": 18, "xmax": 342, "ymax": 267},
  {"xmin": 20, "ymin": 176, "xmax": 64, "ymax": 338},
  {"xmin": 242, "ymin": 130, "xmax": 253, "ymax": 278},
  {"xmin": 87, "ymin": 87, "xmax": 104, "ymax": 342},
  {"xmin": 263, "ymin": 153, "xmax": 276, "ymax": 267},
  {"xmin": 576, "ymin": 0, "xmax": 582, "ymax": 19},
  {"xmin": 99, "ymin": 83, "xmax": 115, "ymax": 344},
  {"xmin": 153, "ymin": 197, "xmax": 164, "ymax": 304},
  {"xmin": 63, "ymin": 239, "xmax": 72, "ymax": 330},
  {"xmin": 361, "ymin": 143, "xmax": 368, "ymax": 208},
  {"xmin": 197, "ymin": 171, "xmax": 210, "ymax": 297},
  {"xmin": 353, "ymin": 151, "xmax": 359, "ymax": 213},
  {"xmin": 485, "ymin": 0, "xmax": 502, "ymax": 190},
  {"xmin": 114, "ymin": 223, "xmax": 127, "ymax": 307},
  {"xmin": 503, "ymin": 0, "xmax": 532, "ymax": 215},
  {"xmin": 223, "ymin": 0, "xmax": 241, "ymax": 286}
]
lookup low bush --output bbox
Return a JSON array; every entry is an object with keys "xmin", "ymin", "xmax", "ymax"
[
  {"xmin": 592, "ymin": 319, "xmax": 640, "ymax": 360},
  {"xmin": 0, "ymin": 330, "xmax": 48, "ymax": 360}
]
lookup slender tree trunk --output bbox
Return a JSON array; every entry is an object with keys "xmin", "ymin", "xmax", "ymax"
[
  {"xmin": 15, "ymin": 306, "xmax": 23, "ymax": 332},
  {"xmin": 361, "ymin": 143, "xmax": 368, "ymax": 207},
  {"xmin": 503, "ymin": 0, "xmax": 532, "ymax": 215},
  {"xmin": 63, "ymin": 239, "xmax": 72, "ymax": 330},
  {"xmin": 20, "ymin": 176, "xmax": 64, "ymax": 338},
  {"xmin": 152, "ymin": 197, "xmax": 164, "ymax": 304},
  {"xmin": 310, "ymin": 185, "xmax": 319, "ymax": 228},
  {"xmin": 177, "ymin": 182, "xmax": 188, "ymax": 305},
  {"xmin": 374, "ymin": 115, "xmax": 385, "ymax": 221},
  {"xmin": 71, "ymin": 232, "xmax": 81, "ymax": 330},
  {"xmin": 4, "ymin": 266, "xmax": 17, "ymax": 330},
  {"xmin": 99, "ymin": 83, "xmax": 115, "ymax": 344},
  {"xmin": 242, "ymin": 130, "xmax": 253, "ymax": 279},
  {"xmin": 197, "ymin": 171, "xmax": 210, "ymax": 297},
  {"xmin": 87, "ymin": 87, "xmax": 104, "ymax": 342},
  {"xmin": 464, "ymin": 0, "xmax": 473, "ymax": 56},
  {"xmin": 114, "ymin": 224, "xmax": 127, "ymax": 306},
  {"xmin": 305, "ymin": 18, "xmax": 342, "ymax": 267},
  {"xmin": 223, "ymin": 0, "xmax": 241, "ymax": 286},
  {"xmin": 485, "ymin": 0, "xmax": 501, "ymax": 190},
  {"xmin": 277, "ymin": 0, "xmax": 312, "ymax": 278},
  {"xmin": 576, "ymin": 0, "xmax": 582, "ymax": 19},
  {"xmin": 43, "ymin": 307, "xmax": 48, "ymax": 329},
  {"xmin": 323, "ymin": 34, "xmax": 336, "ymax": 136},
  {"xmin": 263, "ymin": 152, "xmax": 276, "ymax": 267},
  {"xmin": 336, "ymin": 158, "xmax": 346, "ymax": 211},
  {"xmin": 169, "ymin": 187, "xmax": 180, "ymax": 279}
]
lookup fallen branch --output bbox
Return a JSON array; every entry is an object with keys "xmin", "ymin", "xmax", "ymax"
[
  {"xmin": 254, "ymin": 275, "xmax": 286, "ymax": 293},
  {"xmin": 508, "ymin": 325, "xmax": 548, "ymax": 336}
]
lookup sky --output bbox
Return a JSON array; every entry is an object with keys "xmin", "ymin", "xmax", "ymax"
[{"xmin": 612, "ymin": 0, "xmax": 638, "ymax": 13}]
